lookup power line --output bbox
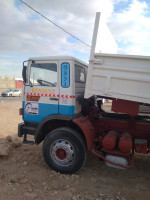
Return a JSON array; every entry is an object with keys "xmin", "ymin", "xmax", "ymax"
[{"xmin": 19, "ymin": 0, "xmax": 91, "ymax": 48}]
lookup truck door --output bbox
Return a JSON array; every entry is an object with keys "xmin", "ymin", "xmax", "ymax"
[{"xmin": 23, "ymin": 61, "xmax": 59, "ymax": 123}]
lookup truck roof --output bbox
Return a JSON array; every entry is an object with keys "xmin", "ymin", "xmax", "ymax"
[{"xmin": 28, "ymin": 56, "xmax": 88, "ymax": 67}]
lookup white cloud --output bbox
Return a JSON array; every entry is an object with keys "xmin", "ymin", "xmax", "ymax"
[
  {"xmin": 0, "ymin": 0, "xmax": 115, "ymax": 51},
  {"xmin": 108, "ymin": 0, "xmax": 150, "ymax": 55},
  {"xmin": 0, "ymin": 0, "xmax": 115, "ymax": 77},
  {"xmin": 0, "ymin": 0, "xmax": 150, "ymax": 77},
  {"xmin": 0, "ymin": 57, "xmax": 21, "ymax": 77},
  {"xmin": 24, "ymin": 0, "xmax": 113, "ymax": 18}
]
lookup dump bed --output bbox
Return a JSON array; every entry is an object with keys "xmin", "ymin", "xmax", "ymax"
[
  {"xmin": 85, "ymin": 53, "xmax": 150, "ymax": 104},
  {"xmin": 84, "ymin": 13, "xmax": 150, "ymax": 104}
]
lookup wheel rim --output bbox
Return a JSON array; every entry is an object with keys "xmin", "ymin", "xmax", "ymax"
[
  {"xmin": 56, "ymin": 148, "xmax": 67, "ymax": 160},
  {"xmin": 50, "ymin": 139, "xmax": 75, "ymax": 166}
]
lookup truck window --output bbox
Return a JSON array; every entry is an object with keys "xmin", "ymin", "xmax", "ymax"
[
  {"xmin": 75, "ymin": 65, "xmax": 85, "ymax": 82},
  {"xmin": 30, "ymin": 63, "xmax": 57, "ymax": 87}
]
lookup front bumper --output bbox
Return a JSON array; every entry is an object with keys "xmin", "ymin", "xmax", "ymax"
[
  {"xmin": 2, "ymin": 94, "xmax": 8, "ymax": 97},
  {"xmin": 18, "ymin": 122, "xmax": 25, "ymax": 137},
  {"xmin": 18, "ymin": 122, "xmax": 37, "ymax": 137},
  {"xmin": 18, "ymin": 122, "xmax": 36, "ymax": 145}
]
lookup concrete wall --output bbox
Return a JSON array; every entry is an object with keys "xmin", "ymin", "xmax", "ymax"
[
  {"xmin": 0, "ymin": 77, "xmax": 15, "ymax": 88},
  {"xmin": 0, "ymin": 77, "xmax": 16, "ymax": 95}
]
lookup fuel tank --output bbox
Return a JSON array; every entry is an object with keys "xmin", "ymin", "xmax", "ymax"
[{"xmin": 105, "ymin": 154, "xmax": 128, "ymax": 169}]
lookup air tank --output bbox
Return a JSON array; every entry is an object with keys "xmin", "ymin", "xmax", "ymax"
[
  {"xmin": 118, "ymin": 132, "xmax": 132, "ymax": 153},
  {"xmin": 102, "ymin": 130, "xmax": 118, "ymax": 150}
]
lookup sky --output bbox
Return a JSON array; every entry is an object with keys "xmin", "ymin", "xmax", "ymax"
[{"xmin": 0, "ymin": 0, "xmax": 150, "ymax": 78}]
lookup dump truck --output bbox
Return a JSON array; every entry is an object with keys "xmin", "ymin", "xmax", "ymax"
[{"xmin": 18, "ymin": 13, "xmax": 150, "ymax": 174}]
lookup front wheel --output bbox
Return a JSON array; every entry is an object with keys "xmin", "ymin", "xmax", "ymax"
[{"xmin": 42, "ymin": 127, "xmax": 86, "ymax": 174}]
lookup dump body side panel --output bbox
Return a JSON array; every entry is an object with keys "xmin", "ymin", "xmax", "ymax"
[{"xmin": 85, "ymin": 53, "xmax": 150, "ymax": 104}]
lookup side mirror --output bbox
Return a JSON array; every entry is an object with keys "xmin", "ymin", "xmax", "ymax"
[{"xmin": 22, "ymin": 65, "xmax": 27, "ymax": 84}]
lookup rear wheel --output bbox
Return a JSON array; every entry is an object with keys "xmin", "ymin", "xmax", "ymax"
[{"xmin": 42, "ymin": 127, "xmax": 86, "ymax": 174}]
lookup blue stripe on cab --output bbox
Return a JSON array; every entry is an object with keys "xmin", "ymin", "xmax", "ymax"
[
  {"xmin": 23, "ymin": 101, "xmax": 74, "ymax": 123},
  {"xmin": 59, "ymin": 105, "xmax": 74, "ymax": 115}
]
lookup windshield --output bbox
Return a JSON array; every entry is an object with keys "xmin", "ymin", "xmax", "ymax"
[
  {"xmin": 30, "ymin": 63, "xmax": 57, "ymax": 87},
  {"xmin": 5, "ymin": 90, "xmax": 12, "ymax": 93}
]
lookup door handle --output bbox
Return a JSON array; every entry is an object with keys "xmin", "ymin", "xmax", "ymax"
[{"xmin": 50, "ymin": 97, "xmax": 59, "ymax": 101}]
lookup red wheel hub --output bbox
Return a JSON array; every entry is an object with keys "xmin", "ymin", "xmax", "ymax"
[{"xmin": 56, "ymin": 148, "xmax": 67, "ymax": 160}]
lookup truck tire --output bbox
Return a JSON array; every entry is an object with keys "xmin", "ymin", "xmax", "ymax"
[{"xmin": 42, "ymin": 127, "xmax": 86, "ymax": 174}]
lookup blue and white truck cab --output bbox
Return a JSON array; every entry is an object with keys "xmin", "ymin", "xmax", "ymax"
[
  {"xmin": 21, "ymin": 56, "xmax": 87, "ymax": 124},
  {"xmin": 18, "ymin": 56, "xmax": 88, "ymax": 174}
]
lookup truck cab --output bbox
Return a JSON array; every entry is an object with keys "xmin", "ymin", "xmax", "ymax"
[{"xmin": 21, "ymin": 56, "xmax": 87, "ymax": 124}]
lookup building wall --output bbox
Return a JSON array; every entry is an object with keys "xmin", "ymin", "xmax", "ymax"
[
  {"xmin": 0, "ymin": 77, "xmax": 23, "ymax": 95},
  {"xmin": 0, "ymin": 77, "xmax": 15, "ymax": 89},
  {"xmin": 16, "ymin": 81, "xmax": 23, "ymax": 88}
]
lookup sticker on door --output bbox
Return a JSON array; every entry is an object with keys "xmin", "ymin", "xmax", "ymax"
[{"xmin": 25, "ymin": 102, "xmax": 39, "ymax": 115}]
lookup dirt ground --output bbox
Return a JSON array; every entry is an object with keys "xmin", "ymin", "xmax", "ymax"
[{"xmin": 0, "ymin": 99, "xmax": 150, "ymax": 200}]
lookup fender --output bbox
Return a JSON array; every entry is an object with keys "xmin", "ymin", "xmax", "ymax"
[
  {"xmin": 72, "ymin": 116, "xmax": 96, "ymax": 150},
  {"xmin": 35, "ymin": 114, "xmax": 79, "ymax": 144}
]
